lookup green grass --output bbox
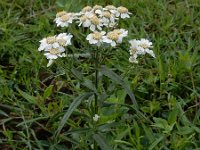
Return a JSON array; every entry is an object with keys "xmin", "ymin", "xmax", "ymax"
[{"xmin": 0, "ymin": 0, "xmax": 200, "ymax": 149}]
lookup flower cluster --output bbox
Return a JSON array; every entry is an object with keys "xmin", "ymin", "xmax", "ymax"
[
  {"xmin": 55, "ymin": 5, "xmax": 131, "ymax": 31},
  {"xmin": 128, "ymin": 39, "xmax": 155, "ymax": 63},
  {"xmin": 38, "ymin": 33, "xmax": 72, "ymax": 67},
  {"xmin": 53, "ymin": 5, "xmax": 131, "ymax": 47},
  {"xmin": 38, "ymin": 5, "xmax": 155, "ymax": 67}
]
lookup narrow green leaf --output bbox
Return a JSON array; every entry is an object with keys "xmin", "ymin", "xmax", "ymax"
[
  {"xmin": 71, "ymin": 68, "xmax": 97, "ymax": 93},
  {"xmin": 55, "ymin": 92, "xmax": 93, "ymax": 137},
  {"xmin": 148, "ymin": 135, "xmax": 164, "ymax": 150},
  {"xmin": 16, "ymin": 87, "xmax": 37, "ymax": 104},
  {"xmin": 153, "ymin": 117, "xmax": 168, "ymax": 129},
  {"xmin": 0, "ymin": 110, "xmax": 8, "ymax": 117},
  {"xmin": 99, "ymin": 66, "xmax": 138, "ymax": 109},
  {"xmin": 43, "ymin": 85, "xmax": 54, "ymax": 99},
  {"xmin": 17, "ymin": 116, "xmax": 48, "ymax": 127},
  {"xmin": 93, "ymin": 133, "xmax": 112, "ymax": 150},
  {"xmin": 168, "ymin": 108, "xmax": 178, "ymax": 125}
]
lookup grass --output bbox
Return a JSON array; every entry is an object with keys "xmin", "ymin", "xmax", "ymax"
[{"xmin": 0, "ymin": 0, "xmax": 200, "ymax": 149}]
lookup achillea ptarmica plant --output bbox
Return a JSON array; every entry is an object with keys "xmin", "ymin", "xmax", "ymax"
[{"xmin": 38, "ymin": 5, "xmax": 155, "ymax": 66}]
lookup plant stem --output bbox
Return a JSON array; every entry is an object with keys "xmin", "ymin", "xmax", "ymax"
[
  {"xmin": 94, "ymin": 50, "xmax": 98, "ymax": 115},
  {"xmin": 93, "ymin": 50, "xmax": 99, "ymax": 150}
]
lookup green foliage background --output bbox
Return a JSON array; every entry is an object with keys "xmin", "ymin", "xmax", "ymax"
[{"xmin": 0, "ymin": 0, "xmax": 200, "ymax": 149}]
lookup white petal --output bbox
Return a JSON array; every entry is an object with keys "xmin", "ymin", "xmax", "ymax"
[
  {"xmin": 44, "ymin": 53, "xmax": 58, "ymax": 59},
  {"xmin": 121, "ymin": 13, "xmax": 130, "ymax": 19},
  {"xmin": 47, "ymin": 59, "xmax": 54, "ymax": 67},
  {"xmin": 53, "ymin": 42, "xmax": 59, "ymax": 48},
  {"xmin": 90, "ymin": 24, "xmax": 96, "ymax": 31},
  {"xmin": 111, "ymin": 41, "xmax": 116, "ymax": 47}
]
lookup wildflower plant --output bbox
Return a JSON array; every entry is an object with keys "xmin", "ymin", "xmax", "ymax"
[{"xmin": 38, "ymin": 4, "xmax": 155, "ymax": 149}]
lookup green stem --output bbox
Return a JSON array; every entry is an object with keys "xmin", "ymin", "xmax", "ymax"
[
  {"xmin": 94, "ymin": 50, "xmax": 98, "ymax": 115},
  {"xmin": 93, "ymin": 50, "xmax": 99, "ymax": 150}
]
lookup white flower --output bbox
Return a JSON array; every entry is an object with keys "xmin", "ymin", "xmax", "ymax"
[
  {"xmin": 86, "ymin": 31, "xmax": 105, "ymax": 46},
  {"xmin": 103, "ymin": 5, "xmax": 118, "ymax": 15},
  {"xmin": 78, "ymin": 13, "xmax": 92, "ymax": 28},
  {"xmin": 103, "ymin": 29, "xmax": 128, "ymax": 47},
  {"xmin": 81, "ymin": 6, "xmax": 93, "ymax": 14},
  {"xmin": 116, "ymin": 6, "xmax": 132, "ymax": 19},
  {"xmin": 129, "ymin": 39, "xmax": 155, "ymax": 63},
  {"xmin": 55, "ymin": 11, "xmax": 75, "ymax": 27},
  {"xmin": 56, "ymin": 33, "xmax": 73, "ymax": 46},
  {"xmin": 92, "ymin": 5, "xmax": 103, "ymax": 15},
  {"xmin": 88, "ymin": 13, "xmax": 103, "ymax": 31},
  {"xmin": 93, "ymin": 114, "xmax": 100, "ymax": 122},
  {"xmin": 38, "ymin": 36, "xmax": 58, "ymax": 51},
  {"xmin": 38, "ymin": 33, "xmax": 73, "ymax": 67},
  {"xmin": 99, "ymin": 11, "xmax": 117, "ymax": 27}
]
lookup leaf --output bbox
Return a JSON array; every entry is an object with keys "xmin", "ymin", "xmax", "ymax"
[
  {"xmin": 153, "ymin": 117, "xmax": 168, "ymax": 129},
  {"xmin": 148, "ymin": 135, "xmax": 165, "ymax": 150},
  {"xmin": 64, "ymin": 128, "xmax": 92, "ymax": 135},
  {"xmin": 99, "ymin": 66, "xmax": 138, "ymax": 109},
  {"xmin": 0, "ymin": 110, "xmax": 8, "ymax": 117},
  {"xmin": 93, "ymin": 133, "xmax": 112, "ymax": 150},
  {"xmin": 168, "ymin": 108, "xmax": 178, "ymax": 125},
  {"xmin": 153, "ymin": 117, "xmax": 174, "ymax": 133},
  {"xmin": 17, "ymin": 116, "xmax": 48, "ymax": 127},
  {"xmin": 43, "ymin": 85, "xmax": 54, "ymax": 99},
  {"xmin": 16, "ymin": 87, "xmax": 37, "ymax": 104},
  {"xmin": 55, "ymin": 92, "xmax": 93, "ymax": 137},
  {"xmin": 71, "ymin": 68, "xmax": 97, "ymax": 93}
]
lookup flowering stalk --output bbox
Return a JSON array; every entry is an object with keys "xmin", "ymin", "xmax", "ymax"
[
  {"xmin": 37, "ymin": 4, "xmax": 156, "ymax": 149},
  {"xmin": 94, "ymin": 50, "xmax": 99, "ymax": 115}
]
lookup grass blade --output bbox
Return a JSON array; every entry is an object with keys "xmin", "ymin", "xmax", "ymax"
[
  {"xmin": 93, "ymin": 133, "xmax": 112, "ymax": 150},
  {"xmin": 55, "ymin": 92, "xmax": 93, "ymax": 137},
  {"xmin": 99, "ymin": 65, "xmax": 138, "ymax": 109}
]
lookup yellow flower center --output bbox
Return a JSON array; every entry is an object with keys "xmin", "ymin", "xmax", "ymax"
[
  {"xmin": 82, "ymin": 6, "xmax": 92, "ymax": 12},
  {"xmin": 139, "ymin": 43, "xmax": 149, "ymax": 49},
  {"xmin": 60, "ymin": 14, "xmax": 71, "ymax": 21},
  {"xmin": 113, "ymin": 29, "xmax": 122, "ymax": 35},
  {"xmin": 92, "ymin": 32, "xmax": 102, "ymax": 40},
  {"xmin": 131, "ymin": 47, "xmax": 137, "ymax": 53},
  {"xmin": 117, "ymin": 7, "xmax": 128, "ymax": 13},
  {"xmin": 105, "ymin": 5, "xmax": 116, "ymax": 10},
  {"xmin": 107, "ymin": 31, "xmax": 119, "ymax": 41},
  {"xmin": 91, "ymin": 15, "xmax": 100, "ymax": 25},
  {"xmin": 80, "ymin": 15, "xmax": 87, "ymax": 22},
  {"xmin": 56, "ymin": 11, "xmax": 67, "ymax": 17},
  {"xmin": 47, "ymin": 36, "xmax": 56, "ymax": 44},
  {"xmin": 103, "ymin": 11, "xmax": 111, "ymax": 18},
  {"xmin": 93, "ymin": 5, "xmax": 102, "ymax": 10},
  {"xmin": 57, "ymin": 38, "xmax": 66, "ymax": 46},
  {"xmin": 49, "ymin": 48, "xmax": 60, "ymax": 55}
]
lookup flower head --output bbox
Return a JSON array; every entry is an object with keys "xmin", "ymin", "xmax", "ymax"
[
  {"xmin": 103, "ymin": 29, "xmax": 128, "ymax": 47},
  {"xmin": 81, "ymin": 6, "xmax": 93, "ymax": 13},
  {"xmin": 104, "ymin": 5, "xmax": 117, "ymax": 15},
  {"xmin": 55, "ymin": 11, "xmax": 75, "ymax": 27},
  {"xmin": 93, "ymin": 114, "xmax": 100, "ymax": 122},
  {"xmin": 86, "ymin": 31, "xmax": 106, "ymax": 46},
  {"xmin": 92, "ymin": 5, "xmax": 103, "ymax": 15},
  {"xmin": 116, "ymin": 6, "xmax": 132, "ymax": 19},
  {"xmin": 88, "ymin": 14, "xmax": 103, "ymax": 31},
  {"xmin": 129, "ymin": 39, "xmax": 155, "ymax": 63},
  {"xmin": 38, "ymin": 33, "xmax": 73, "ymax": 67}
]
